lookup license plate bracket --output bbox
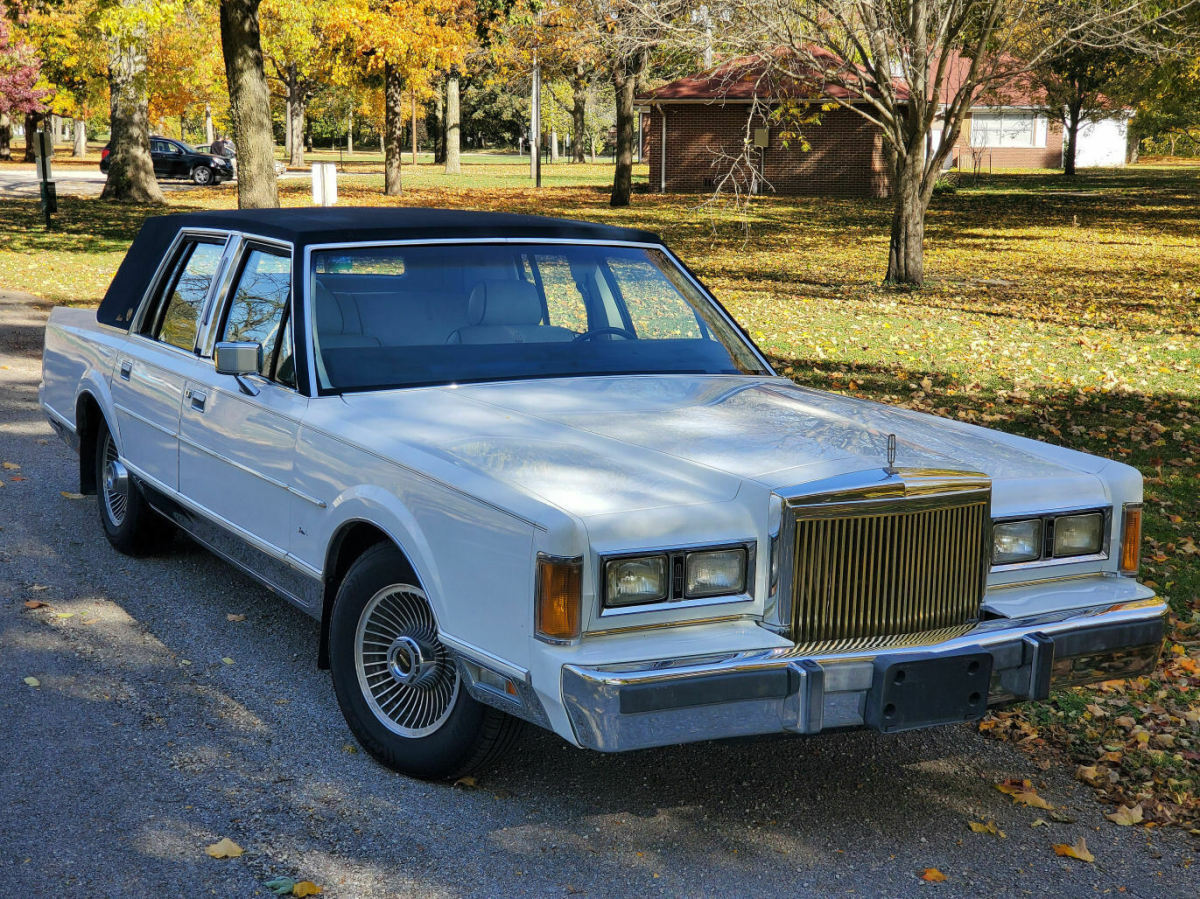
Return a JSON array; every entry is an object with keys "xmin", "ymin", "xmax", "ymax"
[{"xmin": 864, "ymin": 649, "xmax": 993, "ymax": 734}]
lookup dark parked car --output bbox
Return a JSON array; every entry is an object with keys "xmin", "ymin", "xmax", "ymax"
[{"xmin": 100, "ymin": 136, "xmax": 234, "ymax": 185}]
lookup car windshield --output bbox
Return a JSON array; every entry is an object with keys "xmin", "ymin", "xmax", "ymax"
[{"xmin": 308, "ymin": 242, "xmax": 770, "ymax": 392}]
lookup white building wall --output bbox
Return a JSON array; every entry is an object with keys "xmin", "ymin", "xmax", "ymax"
[{"xmin": 1074, "ymin": 117, "xmax": 1129, "ymax": 168}]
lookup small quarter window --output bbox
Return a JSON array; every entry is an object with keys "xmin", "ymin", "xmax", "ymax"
[{"xmin": 145, "ymin": 239, "xmax": 225, "ymax": 351}]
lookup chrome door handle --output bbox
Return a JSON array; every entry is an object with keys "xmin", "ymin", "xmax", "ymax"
[
  {"xmin": 186, "ymin": 389, "xmax": 207, "ymax": 412},
  {"xmin": 119, "ymin": 360, "xmax": 133, "ymax": 380}
]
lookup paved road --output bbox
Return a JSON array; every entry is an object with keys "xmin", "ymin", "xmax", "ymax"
[
  {"xmin": 0, "ymin": 165, "xmax": 305, "ymax": 198},
  {"xmin": 0, "ymin": 290, "xmax": 1195, "ymax": 897}
]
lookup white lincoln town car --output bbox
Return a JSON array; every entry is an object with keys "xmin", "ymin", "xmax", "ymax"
[{"xmin": 39, "ymin": 208, "xmax": 1165, "ymax": 779}]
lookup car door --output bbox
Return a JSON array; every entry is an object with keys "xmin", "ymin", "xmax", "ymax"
[
  {"xmin": 109, "ymin": 235, "xmax": 228, "ymax": 492},
  {"xmin": 149, "ymin": 140, "xmax": 172, "ymax": 177},
  {"xmin": 178, "ymin": 242, "xmax": 307, "ymax": 555}
]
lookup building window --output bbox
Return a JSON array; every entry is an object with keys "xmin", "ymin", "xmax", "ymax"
[{"xmin": 969, "ymin": 111, "xmax": 1047, "ymax": 149}]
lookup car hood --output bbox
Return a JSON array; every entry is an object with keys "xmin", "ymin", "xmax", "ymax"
[{"xmin": 338, "ymin": 375, "xmax": 1112, "ymax": 520}]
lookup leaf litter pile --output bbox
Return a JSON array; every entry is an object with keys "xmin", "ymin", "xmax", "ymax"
[{"xmin": 3, "ymin": 164, "xmax": 1197, "ymax": 834}]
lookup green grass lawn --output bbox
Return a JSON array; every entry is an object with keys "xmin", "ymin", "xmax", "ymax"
[{"xmin": 3, "ymin": 162, "xmax": 1198, "ymax": 828}]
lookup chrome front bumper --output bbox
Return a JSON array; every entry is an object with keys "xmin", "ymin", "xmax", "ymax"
[{"xmin": 561, "ymin": 598, "xmax": 1167, "ymax": 752}]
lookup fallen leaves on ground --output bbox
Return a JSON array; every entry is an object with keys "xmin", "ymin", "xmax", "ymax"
[
  {"xmin": 967, "ymin": 820, "xmax": 1006, "ymax": 838},
  {"xmin": 23, "ymin": 600, "xmax": 48, "ymax": 609},
  {"xmin": 2, "ymin": 462, "xmax": 19, "ymax": 470},
  {"xmin": 23, "ymin": 676, "xmax": 39, "ymax": 687},
  {"xmin": 920, "ymin": 867, "xmax": 947, "ymax": 882},
  {"xmin": 1052, "ymin": 838, "xmax": 1095, "ymax": 863},
  {"xmin": 995, "ymin": 779, "xmax": 1054, "ymax": 810},
  {"xmin": 453, "ymin": 775, "xmax": 478, "ymax": 789},
  {"xmin": 265, "ymin": 877, "xmax": 323, "ymax": 896},
  {"xmin": 205, "ymin": 837, "xmax": 244, "ymax": 859},
  {"xmin": 226, "ymin": 613, "xmax": 246, "ymax": 622},
  {"xmin": 59, "ymin": 491, "xmax": 84, "ymax": 500},
  {"xmin": 221, "ymin": 657, "xmax": 234, "ymax": 665},
  {"xmin": 1106, "ymin": 804, "xmax": 1145, "ymax": 826}
]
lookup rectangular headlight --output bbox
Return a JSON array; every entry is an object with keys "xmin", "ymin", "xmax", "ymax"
[
  {"xmin": 993, "ymin": 519, "xmax": 1042, "ymax": 565},
  {"xmin": 685, "ymin": 548, "xmax": 747, "ymax": 598},
  {"xmin": 1053, "ymin": 512, "xmax": 1104, "ymax": 557},
  {"xmin": 605, "ymin": 555, "xmax": 668, "ymax": 607}
]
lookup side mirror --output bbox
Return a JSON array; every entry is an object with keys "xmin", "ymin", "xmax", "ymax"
[
  {"xmin": 214, "ymin": 341, "xmax": 262, "ymax": 375},
  {"xmin": 214, "ymin": 342, "xmax": 263, "ymax": 396}
]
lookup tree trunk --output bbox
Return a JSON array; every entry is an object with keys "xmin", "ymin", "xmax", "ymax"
[
  {"xmin": 205, "ymin": 104, "xmax": 215, "ymax": 143},
  {"xmin": 884, "ymin": 152, "xmax": 928, "ymax": 286},
  {"xmin": 571, "ymin": 73, "xmax": 586, "ymax": 163},
  {"xmin": 0, "ymin": 113, "xmax": 11, "ymax": 160},
  {"xmin": 550, "ymin": 125, "xmax": 559, "ymax": 163},
  {"xmin": 610, "ymin": 60, "xmax": 640, "ymax": 207},
  {"xmin": 219, "ymin": 0, "xmax": 279, "ymax": 209},
  {"xmin": 1063, "ymin": 101, "xmax": 1082, "ymax": 177},
  {"xmin": 411, "ymin": 92, "xmax": 417, "ymax": 165},
  {"xmin": 445, "ymin": 74, "xmax": 461, "ymax": 175},
  {"xmin": 24, "ymin": 113, "xmax": 42, "ymax": 162},
  {"xmin": 100, "ymin": 26, "xmax": 163, "ymax": 204},
  {"xmin": 286, "ymin": 71, "xmax": 305, "ymax": 168},
  {"xmin": 383, "ymin": 63, "xmax": 404, "ymax": 195},
  {"xmin": 433, "ymin": 82, "xmax": 445, "ymax": 165},
  {"xmin": 73, "ymin": 118, "xmax": 87, "ymax": 157},
  {"xmin": 347, "ymin": 109, "xmax": 353, "ymax": 153}
]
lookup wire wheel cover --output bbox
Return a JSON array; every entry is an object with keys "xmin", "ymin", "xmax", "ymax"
[
  {"xmin": 354, "ymin": 585, "xmax": 458, "ymax": 737},
  {"xmin": 101, "ymin": 432, "xmax": 128, "ymax": 526}
]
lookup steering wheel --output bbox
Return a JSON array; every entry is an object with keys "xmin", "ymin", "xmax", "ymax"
[{"xmin": 573, "ymin": 327, "xmax": 636, "ymax": 343}]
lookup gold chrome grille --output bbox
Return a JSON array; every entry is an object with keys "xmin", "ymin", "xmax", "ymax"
[{"xmin": 790, "ymin": 496, "xmax": 988, "ymax": 647}]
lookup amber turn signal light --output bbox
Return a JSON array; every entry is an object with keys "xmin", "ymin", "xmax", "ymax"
[
  {"xmin": 536, "ymin": 555, "xmax": 582, "ymax": 642},
  {"xmin": 1119, "ymin": 504, "xmax": 1142, "ymax": 576}
]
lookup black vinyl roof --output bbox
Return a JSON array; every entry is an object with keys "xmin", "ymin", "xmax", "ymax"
[{"xmin": 97, "ymin": 207, "xmax": 663, "ymax": 330}]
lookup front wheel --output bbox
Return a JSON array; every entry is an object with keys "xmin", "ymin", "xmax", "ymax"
[
  {"xmin": 328, "ymin": 543, "xmax": 521, "ymax": 779},
  {"xmin": 94, "ymin": 420, "xmax": 172, "ymax": 555},
  {"xmin": 191, "ymin": 165, "xmax": 213, "ymax": 185}
]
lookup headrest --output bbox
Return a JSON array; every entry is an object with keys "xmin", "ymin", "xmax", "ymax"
[
  {"xmin": 467, "ymin": 280, "xmax": 541, "ymax": 326},
  {"xmin": 313, "ymin": 281, "xmax": 341, "ymax": 332}
]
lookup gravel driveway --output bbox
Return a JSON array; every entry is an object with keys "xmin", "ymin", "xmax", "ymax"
[{"xmin": 1, "ymin": 289, "xmax": 1194, "ymax": 897}]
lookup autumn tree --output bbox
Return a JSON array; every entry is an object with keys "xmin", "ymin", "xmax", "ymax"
[
  {"xmin": 98, "ymin": 0, "xmax": 174, "ymax": 202},
  {"xmin": 25, "ymin": 0, "xmax": 107, "ymax": 157},
  {"xmin": 491, "ymin": 0, "xmax": 606, "ymax": 163},
  {"xmin": 147, "ymin": 0, "xmax": 226, "ymax": 140},
  {"xmin": 261, "ymin": 0, "xmax": 336, "ymax": 167},
  {"xmin": 219, "ymin": 0, "xmax": 278, "ymax": 208},
  {"xmin": 639, "ymin": 0, "xmax": 1190, "ymax": 285},
  {"xmin": 327, "ymin": 0, "xmax": 472, "ymax": 194},
  {"xmin": 1034, "ymin": 45, "xmax": 1126, "ymax": 176},
  {"xmin": 0, "ymin": 9, "xmax": 49, "ymax": 161}
]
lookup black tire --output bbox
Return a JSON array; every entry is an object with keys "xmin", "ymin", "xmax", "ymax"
[
  {"xmin": 191, "ymin": 165, "xmax": 213, "ymax": 185},
  {"xmin": 329, "ymin": 543, "xmax": 521, "ymax": 779},
  {"xmin": 94, "ymin": 420, "xmax": 173, "ymax": 556}
]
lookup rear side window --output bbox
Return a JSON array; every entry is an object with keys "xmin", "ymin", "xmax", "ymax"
[
  {"xmin": 143, "ymin": 238, "xmax": 225, "ymax": 351},
  {"xmin": 220, "ymin": 247, "xmax": 293, "ymax": 381}
]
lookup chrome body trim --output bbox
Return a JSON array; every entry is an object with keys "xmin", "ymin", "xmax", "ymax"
[
  {"xmin": 451, "ymin": 650, "xmax": 552, "ymax": 729},
  {"xmin": 561, "ymin": 597, "xmax": 1167, "ymax": 751}
]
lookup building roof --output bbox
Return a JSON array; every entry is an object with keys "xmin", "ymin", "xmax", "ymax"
[
  {"xmin": 97, "ymin": 208, "xmax": 662, "ymax": 330},
  {"xmin": 639, "ymin": 49, "xmax": 1068, "ymax": 110},
  {"xmin": 639, "ymin": 50, "xmax": 908, "ymax": 104}
]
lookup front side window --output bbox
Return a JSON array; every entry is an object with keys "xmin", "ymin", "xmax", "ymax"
[
  {"xmin": 309, "ymin": 242, "xmax": 769, "ymax": 393},
  {"xmin": 145, "ymin": 238, "xmax": 225, "ymax": 351},
  {"xmin": 221, "ymin": 247, "xmax": 292, "ymax": 380}
]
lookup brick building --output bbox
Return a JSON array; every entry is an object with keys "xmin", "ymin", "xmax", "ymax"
[
  {"xmin": 638, "ymin": 54, "xmax": 1122, "ymax": 197},
  {"xmin": 638, "ymin": 57, "xmax": 897, "ymax": 198}
]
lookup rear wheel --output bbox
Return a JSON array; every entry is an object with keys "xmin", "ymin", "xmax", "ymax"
[
  {"xmin": 329, "ymin": 543, "xmax": 521, "ymax": 779},
  {"xmin": 94, "ymin": 421, "xmax": 172, "ymax": 555}
]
